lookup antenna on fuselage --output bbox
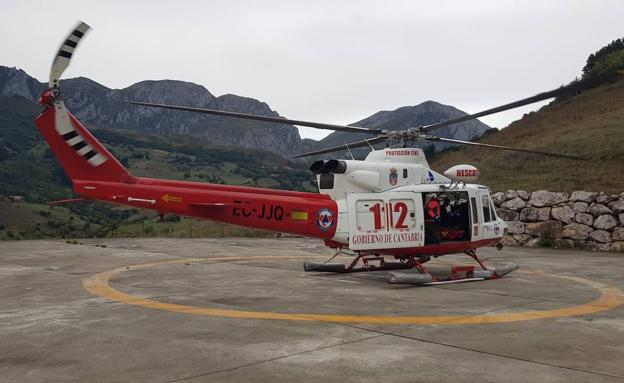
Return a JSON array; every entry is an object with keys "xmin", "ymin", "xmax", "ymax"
[{"xmin": 344, "ymin": 141, "xmax": 355, "ymax": 160}]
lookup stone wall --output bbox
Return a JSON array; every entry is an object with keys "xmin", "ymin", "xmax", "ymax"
[{"xmin": 493, "ymin": 190, "xmax": 624, "ymax": 252}]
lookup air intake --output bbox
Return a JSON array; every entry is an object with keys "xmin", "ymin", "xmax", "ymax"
[
  {"xmin": 323, "ymin": 160, "xmax": 347, "ymax": 174},
  {"xmin": 310, "ymin": 160, "xmax": 326, "ymax": 174}
]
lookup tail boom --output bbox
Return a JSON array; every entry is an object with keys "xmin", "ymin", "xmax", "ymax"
[
  {"xmin": 74, "ymin": 179, "xmax": 338, "ymax": 238},
  {"xmin": 36, "ymin": 92, "xmax": 337, "ymax": 239}
]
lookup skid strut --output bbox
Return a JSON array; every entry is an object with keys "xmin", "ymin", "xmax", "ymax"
[
  {"xmin": 464, "ymin": 248, "xmax": 488, "ymax": 271},
  {"xmin": 304, "ymin": 253, "xmax": 426, "ymax": 273},
  {"xmin": 388, "ymin": 249, "xmax": 518, "ymax": 285}
]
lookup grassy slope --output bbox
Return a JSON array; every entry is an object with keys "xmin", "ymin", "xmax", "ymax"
[
  {"xmin": 430, "ymin": 79, "xmax": 624, "ymax": 193},
  {"xmin": 0, "ymin": 199, "xmax": 273, "ymax": 240},
  {"xmin": 90, "ymin": 127, "xmax": 315, "ymax": 192},
  {"xmin": 0, "ymin": 199, "xmax": 96, "ymax": 239}
]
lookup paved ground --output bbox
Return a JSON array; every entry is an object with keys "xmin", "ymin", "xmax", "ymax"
[{"xmin": 1, "ymin": 238, "xmax": 623, "ymax": 382}]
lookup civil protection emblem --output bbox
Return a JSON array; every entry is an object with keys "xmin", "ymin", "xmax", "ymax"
[{"xmin": 317, "ymin": 208, "xmax": 334, "ymax": 231}]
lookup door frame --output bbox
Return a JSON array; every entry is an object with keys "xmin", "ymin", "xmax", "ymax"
[{"xmin": 347, "ymin": 192, "xmax": 424, "ymax": 250}]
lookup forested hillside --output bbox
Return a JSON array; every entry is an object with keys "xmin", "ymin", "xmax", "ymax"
[
  {"xmin": 431, "ymin": 37, "xmax": 624, "ymax": 192},
  {"xmin": 0, "ymin": 96, "xmax": 314, "ymax": 240}
]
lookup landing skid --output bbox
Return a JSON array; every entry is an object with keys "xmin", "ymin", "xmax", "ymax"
[
  {"xmin": 304, "ymin": 254, "xmax": 431, "ymax": 273},
  {"xmin": 303, "ymin": 249, "xmax": 518, "ymax": 285}
]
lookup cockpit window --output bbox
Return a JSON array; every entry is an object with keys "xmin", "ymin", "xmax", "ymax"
[
  {"xmin": 319, "ymin": 173, "xmax": 334, "ymax": 189},
  {"xmin": 481, "ymin": 194, "xmax": 492, "ymax": 222},
  {"xmin": 470, "ymin": 197, "xmax": 478, "ymax": 224},
  {"xmin": 490, "ymin": 200, "xmax": 497, "ymax": 220}
]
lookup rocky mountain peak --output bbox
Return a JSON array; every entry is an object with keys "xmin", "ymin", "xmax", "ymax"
[
  {"xmin": 120, "ymin": 80, "xmax": 216, "ymax": 107},
  {"xmin": 215, "ymin": 94, "xmax": 276, "ymax": 116},
  {"xmin": 356, "ymin": 100, "xmax": 480, "ymax": 129},
  {"xmin": 0, "ymin": 66, "xmax": 42, "ymax": 101},
  {"xmin": 0, "ymin": 65, "xmax": 493, "ymax": 157},
  {"xmin": 318, "ymin": 100, "xmax": 493, "ymax": 152}
]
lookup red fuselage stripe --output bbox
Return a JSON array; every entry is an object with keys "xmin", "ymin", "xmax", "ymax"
[{"xmin": 74, "ymin": 180, "xmax": 338, "ymax": 239}]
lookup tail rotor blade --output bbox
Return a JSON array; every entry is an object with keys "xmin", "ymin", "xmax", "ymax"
[
  {"xmin": 430, "ymin": 136, "xmax": 587, "ymax": 160},
  {"xmin": 49, "ymin": 21, "xmax": 91, "ymax": 89}
]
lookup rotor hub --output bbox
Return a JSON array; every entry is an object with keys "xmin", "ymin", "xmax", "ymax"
[{"xmin": 38, "ymin": 90, "xmax": 55, "ymax": 108}]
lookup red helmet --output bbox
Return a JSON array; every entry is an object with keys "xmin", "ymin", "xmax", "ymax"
[{"xmin": 426, "ymin": 198, "xmax": 441, "ymax": 219}]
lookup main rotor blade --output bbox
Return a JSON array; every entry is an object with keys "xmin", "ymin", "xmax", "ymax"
[
  {"xmin": 421, "ymin": 75, "xmax": 608, "ymax": 133},
  {"xmin": 129, "ymin": 101, "xmax": 383, "ymax": 135},
  {"xmin": 49, "ymin": 21, "xmax": 91, "ymax": 89},
  {"xmin": 291, "ymin": 136, "xmax": 388, "ymax": 158},
  {"xmin": 431, "ymin": 137, "xmax": 587, "ymax": 160}
]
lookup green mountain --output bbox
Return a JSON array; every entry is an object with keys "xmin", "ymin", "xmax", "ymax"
[
  {"xmin": 431, "ymin": 38, "xmax": 624, "ymax": 193},
  {"xmin": 0, "ymin": 66, "xmax": 303, "ymax": 155},
  {"xmin": 1, "ymin": 66, "xmax": 495, "ymax": 157},
  {"xmin": 0, "ymin": 95, "xmax": 315, "ymax": 239},
  {"xmin": 3, "ymin": 36, "xmax": 621, "ymax": 239},
  {"xmin": 0, "ymin": 96, "xmax": 315, "ymax": 201}
]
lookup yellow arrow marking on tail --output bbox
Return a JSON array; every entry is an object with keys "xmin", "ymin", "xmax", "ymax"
[{"xmin": 162, "ymin": 194, "xmax": 183, "ymax": 203}]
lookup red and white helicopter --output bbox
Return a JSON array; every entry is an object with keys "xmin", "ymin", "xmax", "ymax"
[{"xmin": 37, "ymin": 23, "xmax": 590, "ymax": 285}]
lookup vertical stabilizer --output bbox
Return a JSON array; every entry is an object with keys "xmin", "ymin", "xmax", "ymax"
[{"xmin": 35, "ymin": 101, "xmax": 134, "ymax": 183}]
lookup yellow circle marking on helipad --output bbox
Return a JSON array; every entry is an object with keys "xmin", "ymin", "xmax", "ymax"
[{"xmin": 83, "ymin": 256, "xmax": 624, "ymax": 325}]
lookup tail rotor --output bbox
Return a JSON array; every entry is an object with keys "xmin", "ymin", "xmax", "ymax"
[
  {"xmin": 36, "ymin": 21, "xmax": 133, "ymax": 183},
  {"xmin": 49, "ymin": 21, "xmax": 91, "ymax": 90}
]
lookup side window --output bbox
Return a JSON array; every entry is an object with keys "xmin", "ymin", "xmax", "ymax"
[
  {"xmin": 403, "ymin": 169, "xmax": 408, "ymax": 178},
  {"xmin": 356, "ymin": 200, "xmax": 385, "ymax": 231},
  {"xmin": 319, "ymin": 174, "xmax": 334, "ymax": 189},
  {"xmin": 389, "ymin": 199, "xmax": 415, "ymax": 229},
  {"xmin": 490, "ymin": 200, "xmax": 497, "ymax": 220},
  {"xmin": 481, "ymin": 195, "xmax": 492, "ymax": 222},
  {"xmin": 470, "ymin": 197, "xmax": 479, "ymax": 224}
]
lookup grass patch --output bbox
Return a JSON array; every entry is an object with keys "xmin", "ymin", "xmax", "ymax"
[{"xmin": 431, "ymin": 79, "xmax": 624, "ymax": 193}]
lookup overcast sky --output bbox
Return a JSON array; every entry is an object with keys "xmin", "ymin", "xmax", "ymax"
[{"xmin": 1, "ymin": 0, "xmax": 622, "ymax": 140}]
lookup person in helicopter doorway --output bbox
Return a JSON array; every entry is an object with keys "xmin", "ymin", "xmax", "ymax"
[
  {"xmin": 439, "ymin": 195, "xmax": 452, "ymax": 225},
  {"xmin": 425, "ymin": 194, "xmax": 467, "ymax": 243},
  {"xmin": 424, "ymin": 194, "xmax": 442, "ymax": 244},
  {"xmin": 440, "ymin": 195, "xmax": 468, "ymax": 241}
]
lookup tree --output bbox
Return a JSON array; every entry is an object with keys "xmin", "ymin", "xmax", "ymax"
[{"xmin": 582, "ymin": 37, "xmax": 624, "ymax": 78}]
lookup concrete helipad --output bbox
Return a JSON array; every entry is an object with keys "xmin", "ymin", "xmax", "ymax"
[{"xmin": 1, "ymin": 238, "xmax": 623, "ymax": 382}]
